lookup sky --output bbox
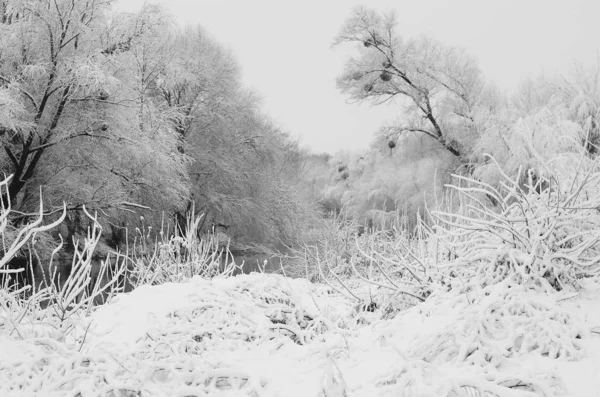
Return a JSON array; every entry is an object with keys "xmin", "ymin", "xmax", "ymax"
[{"xmin": 118, "ymin": 0, "xmax": 600, "ymax": 154}]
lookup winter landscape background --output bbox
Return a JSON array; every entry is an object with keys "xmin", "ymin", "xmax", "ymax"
[{"xmin": 1, "ymin": 1, "xmax": 600, "ymax": 396}]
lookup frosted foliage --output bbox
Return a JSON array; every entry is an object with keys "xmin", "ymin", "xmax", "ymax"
[
  {"xmin": 408, "ymin": 286, "xmax": 585, "ymax": 367},
  {"xmin": 0, "ymin": 0, "xmax": 192, "ymax": 215},
  {"xmin": 475, "ymin": 108, "xmax": 585, "ymax": 187},
  {"xmin": 320, "ymin": 141, "xmax": 454, "ymax": 228},
  {"xmin": 0, "ymin": 87, "xmax": 33, "ymax": 136},
  {"xmin": 436, "ymin": 157, "xmax": 600, "ymax": 293},
  {"xmin": 366, "ymin": 278, "xmax": 586, "ymax": 396},
  {"xmin": 0, "ymin": 274, "xmax": 354, "ymax": 396},
  {"xmin": 149, "ymin": 26, "xmax": 308, "ymax": 244},
  {"xmin": 390, "ymin": 152, "xmax": 600, "ymax": 395},
  {"xmin": 505, "ymin": 109, "xmax": 584, "ymax": 178},
  {"xmin": 346, "ymin": 156, "xmax": 444, "ymax": 221},
  {"xmin": 556, "ymin": 63, "xmax": 600, "ymax": 141}
]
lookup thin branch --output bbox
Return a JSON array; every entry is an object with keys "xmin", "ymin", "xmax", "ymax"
[
  {"xmin": 400, "ymin": 127, "xmax": 439, "ymax": 141},
  {"xmin": 11, "ymin": 201, "xmax": 152, "ymax": 219},
  {"xmin": 28, "ymin": 131, "xmax": 116, "ymax": 153}
]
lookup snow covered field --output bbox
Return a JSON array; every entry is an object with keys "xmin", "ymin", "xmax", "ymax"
[{"xmin": 1, "ymin": 273, "xmax": 599, "ymax": 397}]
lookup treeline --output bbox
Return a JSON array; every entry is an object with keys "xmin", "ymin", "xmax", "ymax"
[
  {"xmin": 1, "ymin": 2, "xmax": 598, "ymax": 256},
  {"xmin": 309, "ymin": 6, "xmax": 600, "ymax": 229},
  {"xmin": 0, "ymin": 1, "xmax": 311, "ymax": 251}
]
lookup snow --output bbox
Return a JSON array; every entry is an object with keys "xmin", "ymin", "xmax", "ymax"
[{"xmin": 1, "ymin": 273, "xmax": 600, "ymax": 396}]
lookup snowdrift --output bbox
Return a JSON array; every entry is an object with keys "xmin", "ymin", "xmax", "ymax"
[{"xmin": 1, "ymin": 273, "xmax": 599, "ymax": 397}]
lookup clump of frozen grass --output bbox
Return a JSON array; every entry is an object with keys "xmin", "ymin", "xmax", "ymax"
[
  {"xmin": 407, "ymin": 284, "xmax": 585, "ymax": 367},
  {"xmin": 286, "ymin": 214, "xmax": 361, "ymax": 282},
  {"xmin": 0, "ymin": 174, "xmax": 130, "ymax": 341},
  {"xmin": 0, "ymin": 176, "xmax": 66, "ymax": 294},
  {"xmin": 289, "ymin": 213, "xmax": 433, "ymax": 321},
  {"xmin": 127, "ymin": 211, "xmax": 238, "ymax": 287},
  {"xmin": 0, "ymin": 176, "xmax": 67, "ymax": 339},
  {"xmin": 44, "ymin": 207, "xmax": 129, "ymax": 331}
]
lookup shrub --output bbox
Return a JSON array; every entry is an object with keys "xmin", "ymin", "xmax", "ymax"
[{"xmin": 433, "ymin": 155, "xmax": 600, "ymax": 293}]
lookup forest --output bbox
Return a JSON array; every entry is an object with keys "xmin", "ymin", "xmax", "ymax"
[{"xmin": 1, "ymin": 2, "xmax": 600, "ymax": 397}]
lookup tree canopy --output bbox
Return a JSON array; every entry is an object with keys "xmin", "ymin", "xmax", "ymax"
[
  {"xmin": 334, "ymin": 6, "xmax": 486, "ymax": 160},
  {"xmin": 0, "ymin": 0, "xmax": 309, "ymax": 249}
]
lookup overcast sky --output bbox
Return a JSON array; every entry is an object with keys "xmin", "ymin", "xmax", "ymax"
[{"xmin": 118, "ymin": 0, "xmax": 600, "ymax": 154}]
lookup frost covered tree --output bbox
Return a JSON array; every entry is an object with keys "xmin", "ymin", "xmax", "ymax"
[
  {"xmin": 473, "ymin": 63, "xmax": 600, "ymax": 193},
  {"xmin": 554, "ymin": 63, "xmax": 600, "ymax": 156},
  {"xmin": 334, "ymin": 6, "xmax": 485, "ymax": 159},
  {"xmin": 0, "ymin": 0, "xmax": 189, "ymax": 220},
  {"xmin": 318, "ymin": 136, "xmax": 455, "ymax": 231},
  {"xmin": 152, "ymin": 27, "xmax": 310, "ymax": 245}
]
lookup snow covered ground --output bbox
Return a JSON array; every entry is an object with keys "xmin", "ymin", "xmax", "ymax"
[{"xmin": 1, "ymin": 273, "xmax": 599, "ymax": 397}]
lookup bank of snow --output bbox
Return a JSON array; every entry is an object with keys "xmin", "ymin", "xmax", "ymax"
[{"xmin": 1, "ymin": 273, "xmax": 599, "ymax": 396}]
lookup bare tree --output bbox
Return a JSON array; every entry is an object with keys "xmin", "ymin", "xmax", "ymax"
[{"xmin": 334, "ymin": 7, "xmax": 485, "ymax": 159}]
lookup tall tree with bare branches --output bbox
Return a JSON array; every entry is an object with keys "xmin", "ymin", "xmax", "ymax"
[{"xmin": 334, "ymin": 6, "xmax": 486, "ymax": 159}]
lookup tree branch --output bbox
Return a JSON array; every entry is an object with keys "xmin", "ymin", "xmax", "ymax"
[
  {"xmin": 4, "ymin": 146, "xmax": 19, "ymax": 167},
  {"xmin": 11, "ymin": 201, "xmax": 152, "ymax": 221},
  {"xmin": 28, "ymin": 131, "xmax": 114, "ymax": 153},
  {"xmin": 400, "ymin": 127, "xmax": 439, "ymax": 141}
]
